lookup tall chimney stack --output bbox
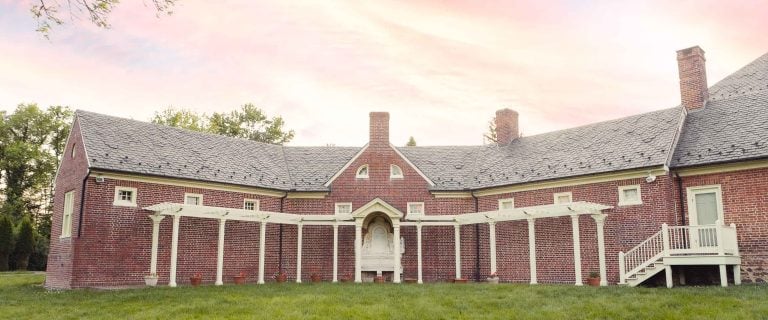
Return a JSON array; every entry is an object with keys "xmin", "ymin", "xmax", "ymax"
[
  {"xmin": 495, "ymin": 108, "xmax": 519, "ymax": 145},
  {"xmin": 369, "ymin": 112, "xmax": 390, "ymax": 147},
  {"xmin": 677, "ymin": 46, "xmax": 709, "ymax": 111}
]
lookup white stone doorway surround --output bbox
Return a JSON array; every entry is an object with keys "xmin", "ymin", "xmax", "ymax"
[{"xmin": 144, "ymin": 199, "xmax": 612, "ymax": 286}]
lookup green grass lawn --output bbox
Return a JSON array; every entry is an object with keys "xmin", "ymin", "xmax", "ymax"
[{"xmin": 1, "ymin": 273, "xmax": 766, "ymax": 319}]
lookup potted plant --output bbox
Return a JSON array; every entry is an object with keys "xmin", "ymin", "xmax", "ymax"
[
  {"xmin": 234, "ymin": 271, "xmax": 247, "ymax": 285},
  {"xmin": 144, "ymin": 273, "xmax": 159, "ymax": 286},
  {"xmin": 274, "ymin": 271, "xmax": 287, "ymax": 283},
  {"xmin": 309, "ymin": 267, "xmax": 322, "ymax": 283},
  {"xmin": 190, "ymin": 273, "xmax": 202, "ymax": 287},
  {"xmin": 374, "ymin": 274, "xmax": 385, "ymax": 283},
  {"xmin": 487, "ymin": 272, "xmax": 499, "ymax": 284},
  {"xmin": 587, "ymin": 271, "xmax": 600, "ymax": 287}
]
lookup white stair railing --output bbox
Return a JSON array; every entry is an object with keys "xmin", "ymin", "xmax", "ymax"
[{"xmin": 618, "ymin": 221, "xmax": 739, "ymax": 285}]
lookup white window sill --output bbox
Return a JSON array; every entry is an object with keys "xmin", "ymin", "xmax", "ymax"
[
  {"xmin": 390, "ymin": 175, "xmax": 404, "ymax": 179},
  {"xmin": 618, "ymin": 201, "xmax": 643, "ymax": 207},
  {"xmin": 113, "ymin": 201, "xmax": 137, "ymax": 207}
]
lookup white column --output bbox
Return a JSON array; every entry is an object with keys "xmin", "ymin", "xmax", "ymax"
[
  {"xmin": 416, "ymin": 223, "xmax": 423, "ymax": 284},
  {"xmin": 570, "ymin": 215, "xmax": 582, "ymax": 286},
  {"xmin": 148, "ymin": 215, "xmax": 165, "ymax": 276},
  {"xmin": 719, "ymin": 265, "xmax": 728, "ymax": 287},
  {"xmin": 216, "ymin": 218, "xmax": 226, "ymax": 286},
  {"xmin": 592, "ymin": 214, "xmax": 608, "ymax": 286},
  {"xmin": 618, "ymin": 252, "xmax": 626, "ymax": 285},
  {"xmin": 258, "ymin": 221, "xmax": 267, "ymax": 284},
  {"xmin": 296, "ymin": 223, "xmax": 303, "ymax": 283},
  {"xmin": 332, "ymin": 223, "xmax": 339, "ymax": 283},
  {"xmin": 393, "ymin": 224, "xmax": 401, "ymax": 283},
  {"xmin": 489, "ymin": 221, "xmax": 497, "ymax": 275},
  {"xmin": 665, "ymin": 266, "xmax": 673, "ymax": 288},
  {"xmin": 733, "ymin": 265, "xmax": 741, "ymax": 285},
  {"xmin": 454, "ymin": 224, "xmax": 462, "ymax": 279},
  {"xmin": 528, "ymin": 218, "xmax": 537, "ymax": 285},
  {"xmin": 355, "ymin": 221, "xmax": 362, "ymax": 283},
  {"xmin": 169, "ymin": 215, "xmax": 180, "ymax": 287}
]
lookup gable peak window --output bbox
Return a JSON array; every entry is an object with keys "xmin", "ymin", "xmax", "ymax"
[
  {"xmin": 71, "ymin": 143, "xmax": 77, "ymax": 158},
  {"xmin": 356, "ymin": 165, "xmax": 369, "ymax": 178},
  {"xmin": 390, "ymin": 164, "xmax": 403, "ymax": 179}
]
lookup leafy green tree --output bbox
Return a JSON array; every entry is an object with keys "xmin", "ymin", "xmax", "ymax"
[
  {"xmin": 30, "ymin": 0, "xmax": 176, "ymax": 38},
  {"xmin": 406, "ymin": 136, "xmax": 417, "ymax": 147},
  {"xmin": 152, "ymin": 104, "xmax": 295, "ymax": 144},
  {"xmin": 152, "ymin": 107, "xmax": 207, "ymax": 132},
  {"xmin": 13, "ymin": 216, "xmax": 35, "ymax": 270},
  {"xmin": 0, "ymin": 215, "xmax": 13, "ymax": 271}
]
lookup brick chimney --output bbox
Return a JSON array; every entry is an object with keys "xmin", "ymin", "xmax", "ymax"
[
  {"xmin": 495, "ymin": 108, "xmax": 519, "ymax": 145},
  {"xmin": 677, "ymin": 46, "xmax": 709, "ymax": 111},
  {"xmin": 369, "ymin": 112, "xmax": 390, "ymax": 147}
]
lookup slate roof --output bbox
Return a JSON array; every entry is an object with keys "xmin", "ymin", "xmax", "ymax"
[
  {"xmin": 76, "ymin": 51, "xmax": 767, "ymax": 192},
  {"xmin": 672, "ymin": 53, "xmax": 768, "ymax": 167}
]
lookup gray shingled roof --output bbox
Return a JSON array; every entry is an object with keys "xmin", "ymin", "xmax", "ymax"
[
  {"xmin": 77, "ymin": 111, "xmax": 357, "ymax": 191},
  {"xmin": 76, "ymin": 51, "xmax": 767, "ymax": 191},
  {"xmin": 401, "ymin": 107, "xmax": 682, "ymax": 191},
  {"xmin": 672, "ymin": 53, "xmax": 768, "ymax": 168}
]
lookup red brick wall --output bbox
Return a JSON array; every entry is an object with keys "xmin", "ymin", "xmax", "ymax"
[
  {"xmin": 680, "ymin": 167, "xmax": 768, "ymax": 283},
  {"xmin": 46, "ymin": 118, "xmax": 89, "ymax": 290}
]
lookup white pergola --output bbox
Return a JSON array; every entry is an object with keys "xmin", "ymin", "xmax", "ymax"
[{"xmin": 144, "ymin": 199, "xmax": 612, "ymax": 286}]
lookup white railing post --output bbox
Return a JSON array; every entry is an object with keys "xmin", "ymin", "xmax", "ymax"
[
  {"xmin": 716, "ymin": 220, "xmax": 725, "ymax": 256},
  {"xmin": 661, "ymin": 223, "xmax": 670, "ymax": 256},
  {"xmin": 618, "ymin": 251, "xmax": 626, "ymax": 284},
  {"xmin": 730, "ymin": 223, "xmax": 740, "ymax": 256}
]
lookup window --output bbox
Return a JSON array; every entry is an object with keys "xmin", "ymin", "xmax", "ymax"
[
  {"xmin": 554, "ymin": 192, "xmax": 572, "ymax": 204},
  {"xmin": 335, "ymin": 203, "xmax": 353, "ymax": 214},
  {"xmin": 498, "ymin": 198, "xmax": 515, "ymax": 210},
  {"xmin": 390, "ymin": 164, "xmax": 403, "ymax": 179},
  {"xmin": 407, "ymin": 202, "xmax": 425, "ymax": 216},
  {"xmin": 618, "ymin": 185, "xmax": 642, "ymax": 206},
  {"xmin": 185, "ymin": 193, "xmax": 203, "ymax": 206},
  {"xmin": 356, "ymin": 165, "xmax": 369, "ymax": 178},
  {"xmin": 244, "ymin": 199, "xmax": 259, "ymax": 211},
  {"xmin": 61, "ymin": 191, "xmax": 74, "ymax": 238},
  {"xmin": 687, "ymin": 185, "xmax": 724, "ymax": 226},
  {"xmin": 71, "ymin": 143, "xmax": 76, "ymax": 158},
  {"xmin": 113, "ymin": 186, "xmax": 138, "ymax": 207}
]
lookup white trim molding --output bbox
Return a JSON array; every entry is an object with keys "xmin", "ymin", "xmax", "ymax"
[
  {"xmin": 553, "ymin": 192, "xmax": 573, "ymax": 204},
  {"xmin": 618, "ymin": 185, "xmax": 642, "ymax": 206},
  {"xmin": 113, "ymin": 186, "xmax": 138, "ymax": 207}
]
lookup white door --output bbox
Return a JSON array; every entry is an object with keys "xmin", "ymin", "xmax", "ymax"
[{"xmin": 687, "ymin": 185, "xmax": 724, "ymax": 249}]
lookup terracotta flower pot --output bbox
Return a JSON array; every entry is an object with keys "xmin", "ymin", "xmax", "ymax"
[
  {"xmin": 587, "ymin": 277, "xmax": 601, "ymax": 287},
  {"xmin": 374, "ymin": 275, "xmax": 385, "ymax": 283},
  {"xmin": 311, "ymin": 274, "xmax": 322, "ymax": 283},
  {"xmin": 454, "ymin": 278, "xmax": 468, "ymax": 283},
  {"xmin": 275, "ymin": 274, "xmax": 287, "ymax": 283},
  {"xmin": 234, "ymin": 275, "xmax": 246, "ymax": 285},
  {"xmin": 190, "ymin": 277, "xmax": 202, "ymax": 287},
  {"xmin": 487, "ymin": 277, "xmax": 499, "ymax": 284}
]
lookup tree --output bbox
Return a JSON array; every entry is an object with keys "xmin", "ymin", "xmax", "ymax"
[
  {"xmin": 406, "ymin": 136, "xmax": 417, "ymax": 147},
  {"xmin": 152, "ymin": 104, "xmax": 295, "ymax": 144},
  {"xmin": 0, "ymin": 215, "xmax": 13, "ymax": 271},
  {"xmin": 31, "ymin": 0, "xmax": 176, "ymax": 38},
  {"xmin": 13, "ymin": 216, "xmax": 35, "ymax": 270},
  {"xmin": 151, "ymin": 108, "xmax": 207, "ymax": 132},
  {"xmin": 483, "ymin": 116, "xmax": 497, "ymax": 144}
]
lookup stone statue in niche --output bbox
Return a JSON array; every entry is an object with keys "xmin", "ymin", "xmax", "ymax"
[{"xmin": 363, "ymin": 216, "xmax": 393, "ymax": 254}]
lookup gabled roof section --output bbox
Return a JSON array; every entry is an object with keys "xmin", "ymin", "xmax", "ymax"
[
  {"xmin": 284, "ymin": 146, "xmax": 360, "ymax": 191},
  {"xmin": 351, "ymin": 198, "xmax": 404, "ymax": 219},
  {"xmin": 672, "ymin": 52, "xmax": 768, "ymax": 168}
]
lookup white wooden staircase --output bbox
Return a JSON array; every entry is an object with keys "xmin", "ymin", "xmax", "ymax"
[{"xmin": 619, "ymin": 221, "xmax": 741, "ymax": 288}]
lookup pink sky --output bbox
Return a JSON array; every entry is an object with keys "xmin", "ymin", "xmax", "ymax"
[{"xmin": 1, "ymin": 0, "xmax": 766, "ymax": 146}]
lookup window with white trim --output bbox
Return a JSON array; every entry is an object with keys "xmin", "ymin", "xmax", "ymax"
[
  {"xmin": 356, "ymin": 165, "xmax": 369, "ymax": 178},
  {"xmin": 618, "ymin": 185, "xmax": 642, "ymax": 206},
  {"xmin": 71, "ymin": 143, "xmax": 76, "ymax": 158},
  {"xmin": 335, "ymin": 203, "xmax": 352, "ymax": 214},
  {"xmin": 498, "ymin": 198, "xmax": 515, "ymax": 210},
  {"xmin": 554, "ymin": 192, "xmax": 572, "ymax": 204},
  {"xmin": 407, "ymin": 202, "xmax": 425, "ymax": 216},
  {"xmin": 185, "ymin": 193, "xmax": 203, "ymax": 206},
  {"xmin": 61, "ymin": 191, "xmax": 74, "ymax": 238},
  {"xmin": 113, "ymin": 186, "xmax": 138, "ymax": 207},
  {"xmin": 244, "ymin": 199, "xmax": 260, "ymax": 211},
  {"xmin": 390, "ymin": 164, "xmax": 403, "ymax": 179}
]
